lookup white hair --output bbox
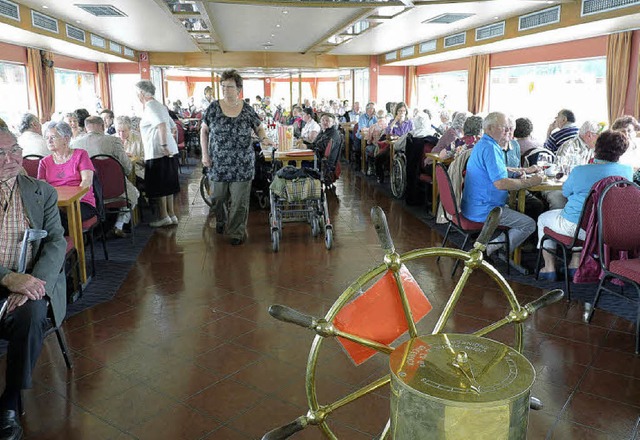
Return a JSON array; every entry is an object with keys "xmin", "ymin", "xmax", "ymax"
[
  {"xmin": 579, "ymin": 120, "xmax": 600, "ymax": 137},
  {"xmin": 483, "ymin": 112, "xmax": 505, "ymax": 131}
]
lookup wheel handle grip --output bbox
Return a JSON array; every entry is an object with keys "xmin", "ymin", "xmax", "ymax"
[
  {"xmin": 262, "ymin": 417, "xmax": 307, "ymax": 440},
  {"xmin": 268, "ymin": 304, "xmax": 316, "ymax": 329},
  {"xmin": 475, "ymin": 207, "xmax": 503, "ymax": 248},
  {"xmin": 371, "ymin": 207, "xmax": 395, "ymax": 253},
  {"xmin": 524, "ymin": 289, "xmax": 564, "ymax": 314}
]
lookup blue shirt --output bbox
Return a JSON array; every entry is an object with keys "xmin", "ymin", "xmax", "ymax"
[
  {"xmin": 461, "ymin": 134, "xmax": 509, "ymax": 222},
  {"xmin": 561, "ymin": 162, "xmax": 633, "ymax": 224},
  {"xmin": 356, "ymin": 113, "xmax": 377, "ymax": 139}
]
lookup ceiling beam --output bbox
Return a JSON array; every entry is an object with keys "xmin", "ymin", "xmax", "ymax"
[
  {"xmin": 303, "ymin": 8, "xmax": 376, "ymax": 54},
  {"xmin": 203, "ymin": 0, "xmax": 408, "ymax": 7}
]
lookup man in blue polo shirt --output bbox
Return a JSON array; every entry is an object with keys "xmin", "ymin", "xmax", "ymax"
[{"xmin": 461, "ymin": 112, "xmax": 543, "ymax": 256}]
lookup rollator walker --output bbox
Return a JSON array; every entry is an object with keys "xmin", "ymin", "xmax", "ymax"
[{"xmin": 263, "ymin": 207, "xmax": 563, "ymax": 439}]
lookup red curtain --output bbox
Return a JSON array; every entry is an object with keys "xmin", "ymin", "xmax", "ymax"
[
  {"xmin": 186, "ymin": 77, "xmax": 197, "ymax": 98},
  {"xmin": 606, "ymin": 31, "xmax": 632, "ymax": 124}
]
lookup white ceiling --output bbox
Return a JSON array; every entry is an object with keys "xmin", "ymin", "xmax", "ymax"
[{"xmin": 3, "ymin": 0, "xmax": 639, "ymax": 66}]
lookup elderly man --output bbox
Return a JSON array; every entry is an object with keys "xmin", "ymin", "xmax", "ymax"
[
  {"xmin": 544, "ymin": 109, "xmax": 579, "ymax": 153},
  {"xmin": 355, "ymin": 102, "xmax": 377, "ymax": 170},
  {"xmin": 542, "ymin": 120, "xmax": 599, "ymax": 210},
  {"xmin": 99, "ymin": 109, "xmax": 115, "ymax": 135},
  {"xmin": 200, "ymin": 86, "xmax": 213, "ymax": 111},
  {"xmin": 347, "ymin": 101, "xmax": 361, "ymax": 123},
  {"xmin": 0, "ymin": 126, "xmax": 66, "ymax": 440},
  {"xmin": 72, "ymin": 116, "xmax": 139, "ymax": 237},
  {"xmin": 16, "ymin": 114, "xmax": 49, "ymax": 158},
  {"xmin": 461, "ymin": 112, "xmax": 543, "ymax": 257}
]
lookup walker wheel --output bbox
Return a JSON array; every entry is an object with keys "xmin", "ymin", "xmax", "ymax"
[{"xmin": 271, "ymin": 230, "xmax": 279, "ymax": 252}]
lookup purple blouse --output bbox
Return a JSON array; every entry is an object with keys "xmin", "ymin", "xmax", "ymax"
[{"xmin": 385, "ymin": 119, "xmax": 413, "ymax": 137}]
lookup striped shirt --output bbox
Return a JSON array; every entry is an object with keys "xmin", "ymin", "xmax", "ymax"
[
  {"xmin": 0, "ymin": 177, "xmax": 32, "ymax": 272},
  {"xmin": 544, "ymin": 124, "xmax": 579, "ymax": 153}
]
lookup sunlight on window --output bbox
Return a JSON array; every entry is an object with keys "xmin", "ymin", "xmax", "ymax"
[
  {"xmin": 353, "ymin": 68, "xmax": 369, "ymax": 106},
  {"xmin": 0, "ymin": 62, "xmax": 29, "ymax": 130},
  {"xmin": 417, "ymin": 71, "xmax": 468, "ymax": 115},
  {"xmin": 489, "ymin": 58, "xmax": 607, "ymax": 141},
  {"xmin": 378, "ymin": 75, "xmax": 404, "ymax": 108},
  {"xmin": 54, "ymin": 69, "xmax": 98, "ymax": 115},
  {"xmin": 110, "ymin": 73, "xmax": 142, "ymax": 117}
]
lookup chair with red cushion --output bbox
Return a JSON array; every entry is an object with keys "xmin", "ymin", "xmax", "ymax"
[
  {"xmin": 435, "ymin": 162, "xmax": 510, "ymax": 277},
  {"xmin": 584, "ymin": 179, "xmax": 640, "ymax": 354},
  {"xmin": 175, "ymin": 121, "xmax": 188, "ymax": 168},
  {"xmin": 91, "ymin": 155, "xmax": 135, "ymax": 244},
  {"xmin": 22, "ymin": 155, "xmax": 43, "ymax": 178},
  {"xmin": 534, "ymin": 189, "xmax": 595, "ymax": 301},
  {"xmin": 82, "ymin": 174, "xmax": 109, "ymax": 277}
]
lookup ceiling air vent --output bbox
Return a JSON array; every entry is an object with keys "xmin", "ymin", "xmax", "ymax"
[
  {"xmin": 582, "ymin": 0, "xmax": 640, "ymax": 16},
  {"xmin": 419, "ymin": 40, "xmax": 436, "ymax": 53},
  {"xmin": 0, "ymin": 0, "xmax": 20, "ymax": 22},
  {"xmin": 31, "ymin": 11, "xmax": 59, "ymax": 33},
  {"xmin": 444, "ymin": 32, "xmax": 466, "ymax": 48},
  {"xmin": 90, "ymin": 34, "xmax": 106, "ymax": 48},
  {"xmin": 476, "ymin": 21, "xmax": 505, "ymax": 41},
  {"xmin": 519, "ymin": 6, "xmax": 561, "ymax": 31},
  {"xmin": 423, "ymin": 13, "xmax": 474, "ymax": 24},
  {"xmin": 74, "ymin": 4, "xmax": 127, "ymax": 17},
  {"xmin": 66, "ymin": 24, "xmax": 86, "ymax": 43}
]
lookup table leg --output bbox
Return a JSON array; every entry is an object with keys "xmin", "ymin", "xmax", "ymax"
[
  {"xmin": 512, "ymin": 189, "xmax": 527, "ymax": 266},
  {"xmin": 345, "ymin": 129, "xmax": 350, "ymax": 163},
  {"xmin": 69, "ymin": 200, "xmax": 87, "ymax": 282},
  {"xmin": 431, "ymin": 161, "xmax": 438, "ymax": 216},
  {"xmin": 361, "ymin": 137, "xmax": 366, "ymax": 172}
]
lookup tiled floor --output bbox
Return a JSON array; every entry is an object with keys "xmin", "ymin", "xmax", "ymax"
[{"xmin": 14, "ymin": 166, "xmax": 640, "ymax": 439}]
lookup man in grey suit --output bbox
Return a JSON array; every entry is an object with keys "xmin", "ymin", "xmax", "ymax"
[
  {"xmin": 72, "ymin": 116, "xmax": 139, "ymax": 237},
  {"xmin": 0, "ymin": 126, "xmax": 67, "ymax": 440}
]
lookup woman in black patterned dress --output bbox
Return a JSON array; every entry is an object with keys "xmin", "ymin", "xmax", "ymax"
[{"xmin": 200, "ymin": 69, "xmax": 272, "ymax": 245}]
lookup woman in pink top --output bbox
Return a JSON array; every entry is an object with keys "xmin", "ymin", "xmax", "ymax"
[{"xmin": 38, "ymin": 121, "xmax": 96, "ymax": 229}]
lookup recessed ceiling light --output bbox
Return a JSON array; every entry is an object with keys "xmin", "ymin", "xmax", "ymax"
[
  {"xmin": 282, "ymin": 10, "xmax": 288, "ymax": 14},
  {"xmin": 271, "ymin": 34, "xmax": 275, "ymax": 37},
  {"xmin": 76, "ymin": 20, "xmax": 81, "ymax": 23},
  {"xmin": 276, "ymin": 24, "xmax": 281, "ymax": 28},
  {"xmin": 493, "ymin": 16, "xmax": 499, "ymax": 19},
  {"xmin": 42, "ymin": 5, "xmax": 48, "ymax": 8}
]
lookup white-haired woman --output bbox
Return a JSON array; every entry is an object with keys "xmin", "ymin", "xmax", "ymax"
[
  {"xmin": 135, "ymin": 80, "xmax": 180, "ymax": 227},
  {"xmin": 115, "ymin": 115, "xmax": 145, "ymax": 182}
]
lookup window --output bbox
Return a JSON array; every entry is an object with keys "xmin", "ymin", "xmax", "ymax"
[
  {"xmin": 489, "ymin": 58, "xmax": 607, "ymax": 140},
  {"xmin": 377, "ymin": 75, "xmax": 404, "ymax": 109},
  {"xmin": 54, "ymin": 68, "xmax": 98, "ymax": 114},
  {"xmin": 417, "ymin": 71, "xmax": 468, "ymax": 115},
  {"xmin": 0, "ymin": 62, "xmax": 29, "ymax": 130},
  {"xmin": 110, "ymin": 74, "xmax": 142, "ymax": 116},
  {"xmin": 242, "ymin": 79, "xmax": 264, "ymax": 105},
  {"xmin": 353, "ymin": 68, "xmax": 369, "ymax": 106}
]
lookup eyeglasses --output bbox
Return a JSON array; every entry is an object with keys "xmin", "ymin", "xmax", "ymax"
[
  {"xmin": 221, "ymin": 85, "xmax": 237, "ymax": 90},
  {"xmin": 45, "ymin": 134, "xmax": 63, "ymax": 141},
  {"xmin": 0, "ymin": 145, "xmax": 22, "ymax": 159}
]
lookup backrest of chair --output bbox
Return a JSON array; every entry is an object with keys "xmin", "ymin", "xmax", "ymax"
[
  {"xmin": 22, "ymin": 155, "xmax": 43, "ymax": 178},
  {"xmin": 90, "ymin": 155, "xmax": 127, "ymax": 201},
  {"xmin": 598, "ymin": 179, "xmax": 640, "ymax": 254},
  {"xmin": 176, "ymin": 122, "xmax": 185, "ymax": 144},
  {"xmin": 573, "ymin": 188, "xmax": 596, "ymax": 243},
  {"xmin": 435, "ymin": 162, "xmax": 461, "ymax": 223}
]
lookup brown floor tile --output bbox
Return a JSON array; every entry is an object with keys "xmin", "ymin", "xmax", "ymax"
[
  {"xmin": 195, "ymin": 342, "xmax": 263, "ymax": 377},
  {"xmin": 550, "ymin": 319, "xmax": 610, "ymax": 346},
  {"xmin": 202, "ymin": 425, "xmax": 250, "ymax": 439},
  {"xmin": 144, "ymin": 362, "xmax": 222, "ymax": 401},
  {"xmin": 562, "ymin": 391, "xmax": 639, "ymax": 438},
  {"xmin": 186, "ymin": 379, "xmax": 267, "ymax": 421},
  {"xmin": 129, "ymin": 404, "xmax": 220, "ymax": 440},
  {"xmin": 227, "ymin": 396, "xmax": 306, "ymax": 438},
  {"xmin": 592, "ymin": 347, "xmax": 640, "ymax": 378},
  {"xmin": 550, "ymin": 419, "xmax": 625, "ymax": 439},
  {"xmin": 579, "ymin": 368, "xmax": 640, "ymax": 408}
]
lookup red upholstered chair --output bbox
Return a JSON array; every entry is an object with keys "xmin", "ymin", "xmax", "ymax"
[
  {"xmin": 22, "ymin": 154, "xmax": 43, "ymax": 178},
  {"xmin": 584, "ymin": 179, "xmax": 640, "ymax": 354},
  {"xmin": 534, "ymin": 189, "xmax": 595, "ymax": 301},
  {"xmin": 91, "ymin": 155, "xmax": 135, "ymax": 244},
  {"xmin": 435, "ymin": 162, "xmax": 510, "ymax": 277},
  {"xmin": 82, "ymin": 174, "xmax": 109, "ymax": 277},
  {"xmin": 175, "ymin": 121, "xmax": 188, "ymax": 168}
]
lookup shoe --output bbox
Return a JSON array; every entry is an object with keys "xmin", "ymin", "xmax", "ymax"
[
  {"xmin": 215, "ymin": 223, "xmax": 224, "ymax": 234},
  {"xmin": 113, "ymin": 227, "xmax": 127, "ymax": 238},
  {"xmin": 538, "ymin": 271, "xmax": 557, "ymax": 281},
  {"xmin": 0, "ymin": 410, "xmax": 23, "ymax": 440},
  {"xmin": 149, "ymin": 216, "xmax": 172, "ymax": 228},
  {"xmin": 170, "ymin": 215, "xmax": 179, "ymax": 225},
  {"xmin": 230, "ymin": 238, "xmax": 243, "ymax": 246}
]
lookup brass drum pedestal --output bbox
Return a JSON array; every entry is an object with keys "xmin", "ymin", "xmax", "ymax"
[{"xmin": 390, "ymin": 334, "xmax": 536, "ymax": 440}]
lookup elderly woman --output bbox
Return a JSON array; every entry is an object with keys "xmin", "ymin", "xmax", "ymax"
[
  {"xmin": 312, "ymin": 113, "xmax": 342, "ymax": 161},
  {"xmin": 537, "ymin": 130, "xmax": 633, "ymax": 280},
  {"xmin": 38, "ymin": 121, "xmax": 96, "ymax": 226},
  {"xmin": 200, "ymin": 69, "xmax": 272, "ymax": 245},
  {"xmin": 135, "ymin": 80, "xmax": 180, "ymax": 228},
  {"xmin": 374, "ymin": 102, "xmax": 413, "ymax": 183},
  {"xmin": 450, "ymin": 115, "xmax": 483, "ymax": 158},
  {"xmin": 612, "ymin": 115, "xmax": 640, "ymax": 170},
  {"xmin": 514, "ymin": 117, "xmax": 544, "ymax": 158},
  {"xmin": 115, "ymin": 115, "xmax": 145, "ymax": 182},
  {"xmin": 63, "ymin": 112, "xmax": 84, "ymax": 140},
  {"xmin": 430, "ymin": 111, "xmax": 467, "ymax": 163}
]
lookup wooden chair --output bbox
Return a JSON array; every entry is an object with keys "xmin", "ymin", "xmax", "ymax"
[{"xmin": 584, "ymin": 179, "xmax": 640, "ymax": 354}]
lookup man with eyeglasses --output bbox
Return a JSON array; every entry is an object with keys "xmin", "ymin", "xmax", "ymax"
[
  {"xmin": 0, "ymin": 125, "xmax": 66, "ymax": 440},
  {"xmin": 461, "ymin": 112, "xmax": 543, "ymax": 258}
]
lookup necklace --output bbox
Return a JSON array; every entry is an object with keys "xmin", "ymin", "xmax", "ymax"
[{"xmin": 53, "ymin": 151, "xmax": 72, "ymax": 164}]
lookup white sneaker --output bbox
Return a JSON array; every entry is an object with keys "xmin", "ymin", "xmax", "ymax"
[
  {"xmin": 170, "ymin": 215, "xmax": 179, "ymax": 225},
  {"xmin": 150, "ymin": 216, "xmax": 172, "ymax": 228}
]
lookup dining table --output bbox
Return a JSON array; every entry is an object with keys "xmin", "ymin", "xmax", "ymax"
[
  {"xmin": 340, "ymin": 122, "xmax": 355, "ymax": 163},
  {"xmin": 264, "ymin": 148, "xmax": 316, "ymax": 169},
  {"xmin": 56, "ymin": 186, "xmax": 90, "ymax": 283}
]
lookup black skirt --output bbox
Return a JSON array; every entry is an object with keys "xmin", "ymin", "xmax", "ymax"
[{"xmin": 145, "ymin": 156, "xmax": 180, "ymax": 197}]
